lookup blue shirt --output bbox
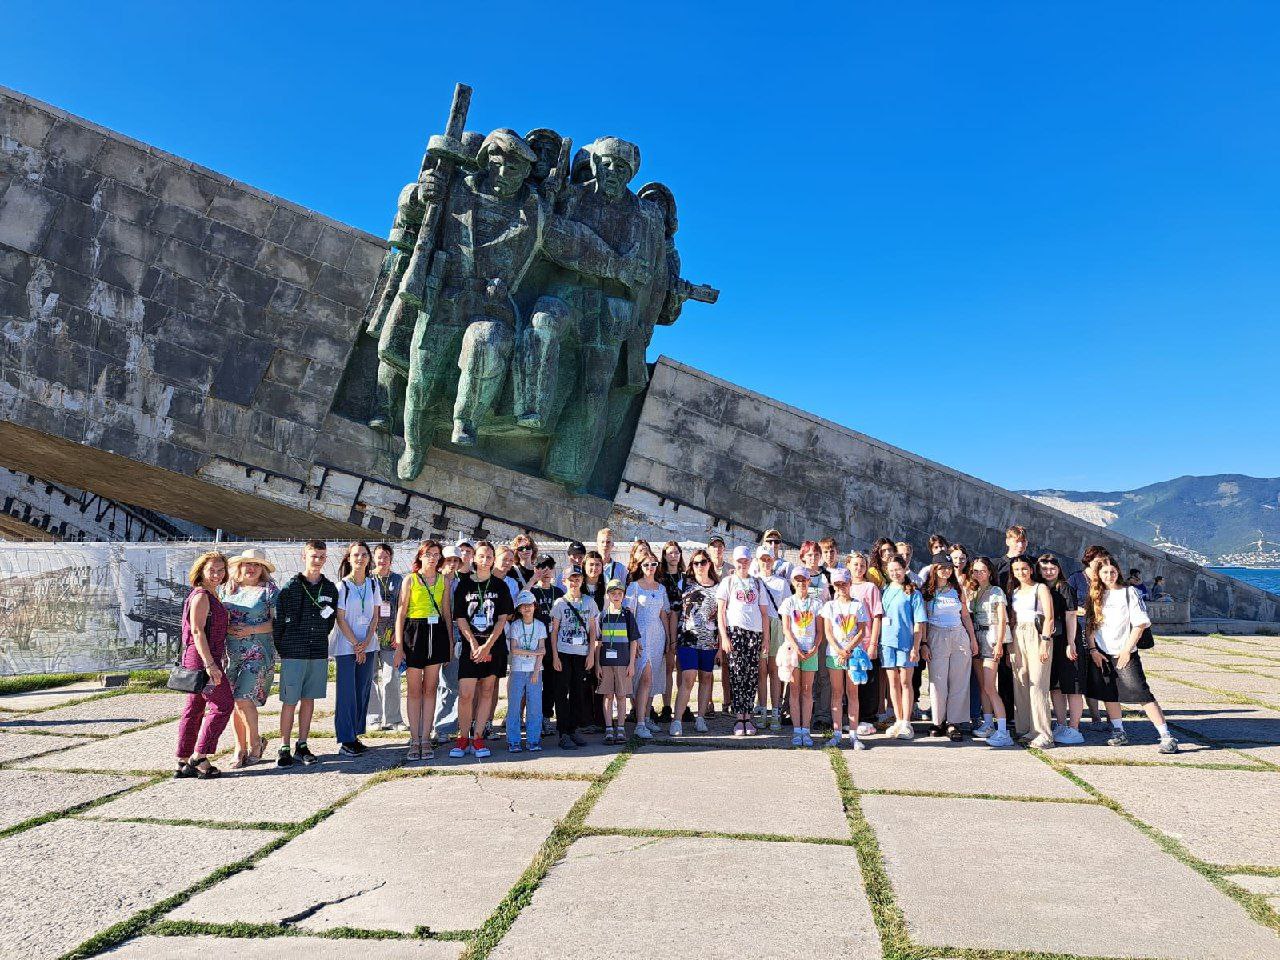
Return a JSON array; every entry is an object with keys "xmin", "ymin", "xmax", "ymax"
[{"xmin": 881, "ymin": 584, "xmax": 926, "ymax": 650}]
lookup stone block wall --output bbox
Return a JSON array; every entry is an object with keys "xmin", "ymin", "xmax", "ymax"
[{"xmin": 616, "ymin": 358, "xmax": 1278, "ymax": 622}]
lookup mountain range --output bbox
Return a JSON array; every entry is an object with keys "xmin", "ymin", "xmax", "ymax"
[{"xmin": 1019, "ymin": 474, "xmax": 1280, "ymax": 565}]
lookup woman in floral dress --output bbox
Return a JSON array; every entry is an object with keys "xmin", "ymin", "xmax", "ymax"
[{"xmin": 221, "ymin": 548, "xmax": 278, "ymax": 768}]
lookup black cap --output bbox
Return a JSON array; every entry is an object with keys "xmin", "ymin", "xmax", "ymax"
[
  {"xmin": 568, "ymin": 541, "xmax": 586, "ymax": 554},
  {"xmin": 708, "ymin": 535, "xmax": 726, "ymax": 547},
  {"xmin": 535, "ymin": 554, "xmax": 556, "ymax": 570},
  {"xmin": 564, "ymin": 564, "xmax": 585, "ymax": 578},
  {"xmin": 930, "ymin": 552, "xmax": 952, "ymax": 566}
]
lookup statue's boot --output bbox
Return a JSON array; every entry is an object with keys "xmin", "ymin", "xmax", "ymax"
[{"xmin": 453, "ymin": 318, "xmax": 513, "ymax": 446}]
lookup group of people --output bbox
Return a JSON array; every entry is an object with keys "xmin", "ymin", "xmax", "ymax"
[{"xmin": 171, "ymin": 524, "xmax": 1179, "ymax": 778}]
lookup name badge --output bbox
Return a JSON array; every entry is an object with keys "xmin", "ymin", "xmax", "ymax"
[
  {"xmin": 379, "ymin": 602, "xmax": 391, "ymax": 617},
  {"xmin": 604, "ymin": 649, "xmax": 618, "ymax": 660},
  {"xmin": 427, "ymin": 615, "xmax": 439, "ymax": 625},
  {"xmin": 320, "ymin": 607, "xmax": 334, "ymax": 620},
  {"xmin": 473, "ymin": 613, "xmax": 489, "ymax": 631}
]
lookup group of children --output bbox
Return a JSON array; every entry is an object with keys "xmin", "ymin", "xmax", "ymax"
[{"xmin": 173, "ymin": 523, "xmax": 1179, "ymax": 778}]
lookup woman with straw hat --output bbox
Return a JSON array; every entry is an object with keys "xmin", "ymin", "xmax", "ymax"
[{"xmin": 221, "ymin": 547, "xmax": 279, "ymax": 768}]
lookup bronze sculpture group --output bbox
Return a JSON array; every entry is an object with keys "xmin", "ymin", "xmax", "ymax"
[{"xmin": 362, "ymin": 84, "xmax": 716, "ymax": 491}]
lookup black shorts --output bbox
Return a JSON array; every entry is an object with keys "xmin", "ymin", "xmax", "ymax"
[
  {"xmin": 1086, "ymin": 650, "xmax": 1155, "ymax": 705},
  {"xmin": 1050, "ymin": 634, "xmax": 1085, "ymax": 695},
  {"xmin": 402, "ymin": 618, "xmax": 450, "ymax": 669},
  {"xmin": 458, "ymin": 633, "xmax": 508, "ymax": 680}
]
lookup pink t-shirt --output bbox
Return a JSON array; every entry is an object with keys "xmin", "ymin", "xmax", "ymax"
[{"xmin": 848, "ymin": 581, "xmax": 883, "ymax": 651}]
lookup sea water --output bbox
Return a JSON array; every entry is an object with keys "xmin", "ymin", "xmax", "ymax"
[{"xmin": 1211, "ymin": 567, "xmax": 1280, "ymax": 594}]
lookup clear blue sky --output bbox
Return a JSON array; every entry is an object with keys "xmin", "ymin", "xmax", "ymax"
[{"xmin": 7, "ymin": 2, "xmax": 1278, "ymax": 492}]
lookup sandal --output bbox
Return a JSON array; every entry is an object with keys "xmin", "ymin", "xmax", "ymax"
[
  {"xmin": 189, "ymin": 758, "xmax": 222, "ymax": 779},
  {"xmin": 229, "ymin": 750, "xmax": 249, "ymax": 770},
  {"xmin": 407, "ymin": 741, "xmax": 421, "ymax": 762},
  {"xmin": 249, "ymin": 735, "xmax": 267, "ymax": 763},
  {"xmin": 174, "ymin": 761, "xmax": 197, "ymax": 779}
]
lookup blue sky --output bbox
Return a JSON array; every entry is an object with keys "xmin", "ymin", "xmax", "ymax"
[{"xmin": 6, "ymin": 2, "xmax": 1278, "ymax": 492}]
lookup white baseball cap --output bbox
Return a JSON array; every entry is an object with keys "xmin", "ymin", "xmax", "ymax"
[{"xmin": 732, "ymin": 546, "xmax": 752, "ymax": 562}]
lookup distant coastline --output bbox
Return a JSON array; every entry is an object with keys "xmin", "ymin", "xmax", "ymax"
[{"xmin": 1210, "ymin": 566, "xmax": 1280, "ymax": 594}]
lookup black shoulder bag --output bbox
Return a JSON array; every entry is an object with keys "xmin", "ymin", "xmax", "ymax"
[{"xmin": 167, "ymin": 591, "xmax": 210, "ymax": 692}]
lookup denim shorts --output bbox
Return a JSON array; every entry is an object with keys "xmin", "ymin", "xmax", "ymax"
[
  {"xmin": 880, "ymin": 645, "xmax": 917, "ymax": 669},
  {"xmin": 677, "ymin": 647, "xmax": 717, "ymax": 672},
  {"xmin": 279, "ymin": 657, "xmax": 327, "ymax": 705}
]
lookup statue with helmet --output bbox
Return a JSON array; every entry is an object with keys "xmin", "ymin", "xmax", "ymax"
[{"xmin": 353, "ymin": 83, "xmax": 718, "ymax": 491}]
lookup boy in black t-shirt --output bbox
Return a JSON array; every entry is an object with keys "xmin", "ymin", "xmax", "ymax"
[
  {"xmin": 450, "ymin": 541, "xmax": 515, "ymax": 759},
  {"xmin": 531, "ymin": 556, "xmax": 564, "ymax": 727},
  {"xmin": 595, "ymin": 579, "xmax": 639, "ymax": 744}
]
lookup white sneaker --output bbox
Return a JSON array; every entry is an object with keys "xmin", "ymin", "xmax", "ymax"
[
  {"xmin": 856, "ymin": 722, "xmax": 876, "ymax": 736},
  {"xmin": 973, "ymin": 720, "xmax": 994, "ymax": 738},
  {"xmin": 1029, "ymin": 734, "xmax": 1055, "ymax": 749},
  {"xmin": 851, "ymin": 736, "xmax": 867, "ymax": 751},
  {"xmin": 896, "ymin": 722, "xmax": 915, "ymax": 741},
  {"xmin": 669, "ymin": 720, "xmax": 682, "ymax": 737},
  {"xmin": 1054, "ymin": 726, "xmax": 1085, "ymax": 745},
  {"xmin": 694, "ymin": 716, "xmax": 709, "ymax": 733},
  {"xmin": 987, "ymin": 729, "xmax": 1013, "ymax": 747},
  {"xmin": 635, "ymin": 723, "xmax": 653, "ymax": 740}
]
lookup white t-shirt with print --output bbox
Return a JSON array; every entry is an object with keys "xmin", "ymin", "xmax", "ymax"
[
  {"xmin": 330, "ymin": 577, "xmax": 383, "ymax": 656},
  {"xmin": 779, "ymin": 594, "xmax": 823, "ymax": 655},
  {"xmin": 820, "ymin": 597, "xmax": 869, "ymax": 651},
  {"xmin": 716, "ymin": 575, "xmax": 766, "ymax": 632},
  {"xmin": 507, "ymin": 618, "xmax": 547, "ymax": 672},
  {"xmin": 1093, "ymin": 587, "xmax": 1151, "ymax": 656}
]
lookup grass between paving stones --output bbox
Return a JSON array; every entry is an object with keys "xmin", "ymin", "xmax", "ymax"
[
  {"xmin": 1030, "ymin": 748, "xmax": 1280, "ymax": 935},
  {"xmin": 855, "ymin": 786, "xmax": 1101, "ymax": 805},
  {"xmin": 0, "ymin": 772, "xmax": 167, "ymax": 840},
  {"xmin": 0, "ymin": 672, "xmax": 97, "ymax": 697},
  {"xmin": 1060, "ymin": 756, "xmax": 1272, "ymax": 773},
  {"xmin": 457, "ymin": 747, "xmax": 634, "ymax": 960},
  {"xmin": 1147, "ymin": 650, "xmax": 1280, "ymax": 674},
  {"xmin": 145, "ymin": 919, "xmax": 474, "ymax": 942},
  {"xmin": 577, "ymin": 823, "xmax": 858, "ymax": 847},
  {"xmin": 1143, "ymin": 671, "xmax": 1280, "ymax": 711},
  {"xmin": 75, "ymin": 813, "xmax": 297, "ymax": 832}
]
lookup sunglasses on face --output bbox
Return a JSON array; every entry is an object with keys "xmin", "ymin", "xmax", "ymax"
[
  {"xmin": 642, "ymin": 561, "xmax": 659, "ymax": 568},
  {"xmin": 693, "ymin": 559, "xmax": 710, "ymax": 566},
  {"xmin": 517, "ymin": 545, "xmax": 534, "ymax": 552}
]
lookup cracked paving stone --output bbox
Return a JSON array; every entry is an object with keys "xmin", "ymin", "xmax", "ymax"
[
  {"xmin": 0, "ymin": 818, "xmax": 275, "ymax": 960},
  {"xmin": 0, "ymin": 692, "xmax": 185, "ymax": 736},
  {"xmin": 0, "ymin": 768, "xmax": 146, "ymax": 830},
  {"xmin": 102, "ymin": 935, "xmax": 465, "ymax": 958},
  {"xmin": 588, "ymin": 746, "xmax": 848, "ymax": 839},
  {"xmin": 862, "ymin": 794, "xmax": 1280, "ymax": 959},
  {"xmin": 1069, "ymin": 764, "xmax": 1280, "ymax": 867},
  {"xmin": 168, "ymin": 774, "xmax": 587, "ymax": 932},
  {"xmin": 24, "ymin": 719, "xmax": 202, "ymax": 772},
  {"xmin": 489, "ymin": 835, "xmax": 880, "ymax": 960}
]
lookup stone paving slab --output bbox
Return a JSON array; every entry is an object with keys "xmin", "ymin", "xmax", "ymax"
[
  {"xmin": 489, "ymin": 834, "xmax": 879, "ymax": 960},
  {"xmin": 25, "ymin": 719, "xmax": 198, "ymax": 772},
  {"xmin": 1145, "ymin": 676, "xmax": 1237, "ymax": 703},
  {"xmin": 844, "ymin": 736, "xmax": 1089, "ymax": 798},
  {"xmin": 87, "ymin": 742, "xmax": 402, "ymax": 825},
  {"xmin": 0, "ymin": 817, "xmax": 274, "ymax": 960},
  {"xmin": 1163, "ymin": 703, "xmax": 1280, "ymax": 744},
  {"xmin": 1070, "ymin": 764, "xmax": 1280, "ymax": 867},
  {"xmin": 0, "ymin": 768, "xmax": 146, "ymax": 831},
  {"xmin": 861, "ymin": 794, "xmax": 1280, "ymax": 959},
  {"xmin": 0, "ymin": 730, "xmax": 91, "ymax": 765},
  {"xmin": 103, "ymin": 934, "xmax": 464, "ymax": 958},
  {"xmin": 1053, "ymin": 720, "xmax": 1266, "ymax": 767},
  {"xmin": 0, "ymin": 680, "xmax": 104, "ymax": 712},
  {"xmin": 1225, "ymin": 874, "xmax": 1280, "ymax": 912},
  {"xmin": 1152, "ymin": 668, "xmax": 1280, "ymax": 699},
  {"xmin": 1225, "ymin": 742, "xmax": 1280, "ymax": 768},
  {"xmin": 588, "ymin": 746, "xmax": 848, "ymax": 839},
  {"xmin": 170, "ymin": 774, "xmax": 587, "ymax": 932},
  {"xmin": 0, "ymin": 692, "xmax": 184, "ymax": 735},
  {"xmin": 429, "ymin": 739, "xmax": 617, "ymax": 776}
]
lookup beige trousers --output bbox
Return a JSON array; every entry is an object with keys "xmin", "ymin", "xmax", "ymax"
[
  {"xmin": 927, "ymin": 623, "xmax": 971, "ymax": 726},
  {"xmin": 1012, "ymin": 622, "xmax": 1053, "ymax": 739}
]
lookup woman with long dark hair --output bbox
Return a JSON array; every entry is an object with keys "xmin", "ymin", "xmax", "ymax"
[
  {"xmin": 674, "ymin": 547, "xmax": 720, "ymax": 733},
  {"xmin": 922, "ymin": 554, "xmax": 978, "ymax": 741},
  {"xmin": 658, "ymin": 540, "xmax": 686, "ymax": 723},
  {"xmin": 1085, "ymin": 558, "xmax": 1179, "ymax": 754},
  {"xmin": 969, "ymin": 557, "xmax": 1013, "ymax": 747},
  {"xmin": 1007, "ymin": 555, "xmax": 1055, "ymax": 749},
  {"xmin": 1038, "ymin": 553, "xmax": 1084, "ymax": 745},
  {"xmin": 334, "ymin": 541, "xmax": 382, "ymax": 756},
  {"xmin": 394, "ymin": 540, "xmax": 452, "ymax": 761}
]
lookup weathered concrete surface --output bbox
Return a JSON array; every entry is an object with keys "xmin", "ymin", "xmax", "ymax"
[
  {"xmin": 489, "ymin": 835, "xmax": 880, "ymax": 960},
  {"xmin": 1226, "ymin": 874, "xmax": 1280, "ymax": 912},
  {"xmin": 861, "ymin": 794, "xmax": 1280, "ymax": 959},
  {"xmin": 170, "ymin": 775, "xmax": 586, "ymax": 932},
  {"xmin": 103, "ymin": 935, "xmax": 464, "ymax": 959},
  {"xmin": 1072, "ymin": 765, "xmax": 1280, "ymax": 867},
  {"xmin": 1148, "ymin": 666, "xmax": 1280, "ymax": 699},
  {"xmin": 588, "ymin": 747, "xmax": 847, "ymax": 839},
  {"xmin": 0, "ymin": 691, "xmax": 183, "ymax": 735},
  {"xmin": 0, "ymin": 818, "xmax": 273, "ymax": 960},
  {"xmin": 0, "ymin": 768, "xmax": 144, "ymax": 829},
  {"xmin": 87, "ymin": 743, "xmax": 400, "ymax": 825},
  {"xmin": 0, "ymin": 679, "xmax": 103, "ymax": 712},
  {"xmin": 1163, "ymin": 703, "xmax": 1280, "ymax": 744},
  {"xmin": 26, "ymin": 718, "xmax": 198, "ymax": 771},
  {"xmin": 0, "ymin": 730, "xmax": 91, "ymax": 764},
  {"xmin": 430, "ymin": 740, "xmax": 617, "ymax": 776},
  {"xmin": 845, "ymin": 737, "xmax": 1090, "ymax": 798},
  {"xmin": 613, "ymin": 358, "xmax": 1279, "ymax": 621},
  {"xmin": 1055, "ymin": 727, "xmax": 1265, "ymax": 767}
]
